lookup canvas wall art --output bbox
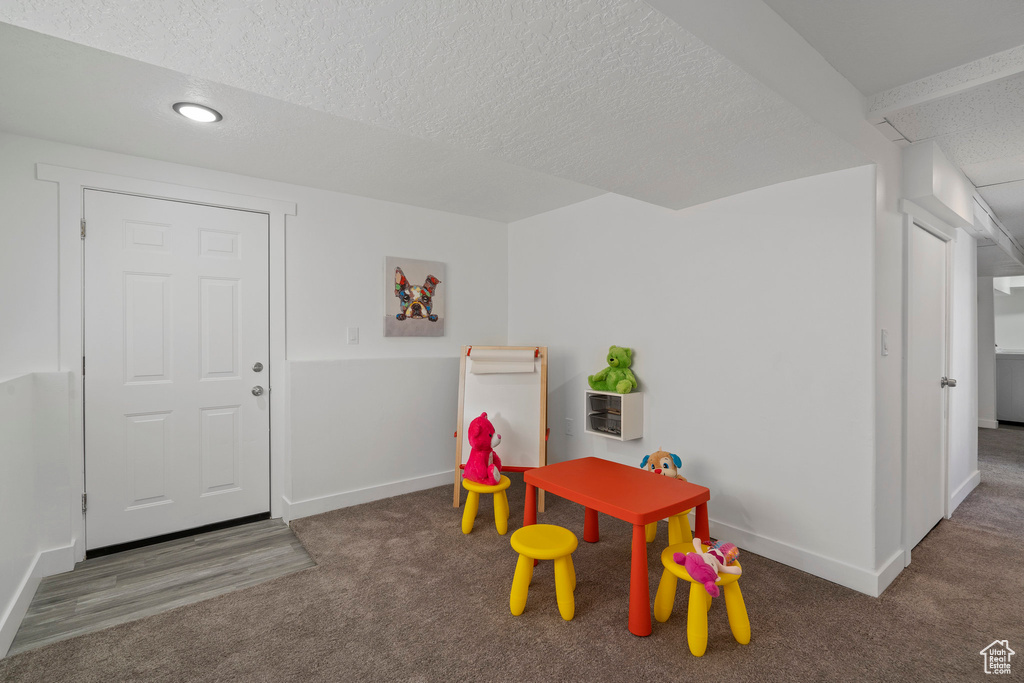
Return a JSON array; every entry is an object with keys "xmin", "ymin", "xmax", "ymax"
[{"xmin": 384, "ymin": 256, "xmax": 446, "ymax": 337}]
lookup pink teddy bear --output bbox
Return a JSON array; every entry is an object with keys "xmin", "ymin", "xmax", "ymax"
[
  {"xmin": 674, "ymin": 537, "xmax": 741, "ymax": 597},
  {"xmin": 463, "ymin": 412, "xmax": 502, "ymax": 485}
]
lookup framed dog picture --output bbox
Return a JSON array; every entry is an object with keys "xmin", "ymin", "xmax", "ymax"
[{"xmin": 384, "ymin": 256, "xmax": 446, "ymax": 337}]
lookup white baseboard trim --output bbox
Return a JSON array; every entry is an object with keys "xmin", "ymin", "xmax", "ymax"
[
  {"xmin": 979, "ymin": 418, "xmax": 999, "ymax": 429},
  {"xmin": 38, "ymin": 543, "xmax": 76, "ymax": 578},
  {"xmin": 283, "ymin": 470, "xmax": 455, "ymax": 522},
  {"xmin": 708, "ymin": 519, "xmax": 900, "ymax": 597},
  {"xmin": 0, "ymin": 558, "xmax": 41, "ymax": 659},
  {"xmin": 874, "ymin": 550, "xmax": 906, "ymax": 596},
  {"xmin": 949, "ymin": 470, "xmax": 982, "ymax": 515},
  {"xmin": 0, "ymin": 544, "xmax": 77, "ymax": 658}
]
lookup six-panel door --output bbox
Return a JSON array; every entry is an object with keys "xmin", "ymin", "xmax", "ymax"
[{"xmin": 84, "ymin": 190, "xmax": 270, "ymax": 550}]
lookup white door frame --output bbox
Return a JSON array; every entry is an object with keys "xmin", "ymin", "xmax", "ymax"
[
  {"xmin": 900, "ymin": 202, "xmax": 955, "ymax": 567},
  {"xmin": 39, "ymin": 164, "xmax": 295, "ymax": 563}
]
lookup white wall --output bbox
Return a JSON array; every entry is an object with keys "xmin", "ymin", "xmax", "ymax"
[
  {"xmin": 0, "ymin": 136, "xmax": 60, "ymax": 380},
  {"xmin": 977, "ymin": 277, "xmax": 997, "ymax": 428},
  {"xmin": 644, "ymin": 2, "xmax": 908, "ymax": 589},
  {"xmin": 0, "ymin": 372, "xmax": 73, "ymax": 657},
  {"xmin": 993, "ymin": 287, "xmax": 1024, "ymax": 351},
  {"xmin": 287, "ymin": 358, "xmax": 460, "ymax": 518},
  {"xmin": 508, "ymin": 166, "xmax": 879, "ymax": 592},
  {"xmin": 947, "ymin": 231, "xmax": 980, "ymax": 513}
]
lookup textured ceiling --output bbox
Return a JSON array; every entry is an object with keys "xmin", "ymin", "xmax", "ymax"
[
  {"xmin": 0, "ymin": 1, "xmax": 866, "ymax": 220},
  {"xmin": 762, "ymin": 0, "xmax": 1024, "ymax": 96},
  {"xmin": 0, "ymin": 23, "xmax": 602, "ymax": 223},
  {"xmin": 877, "ymin": 69, "xmax": 1024, "ymax": 245},
  {"xmin": 762, "ymin": 0, "xmax": 1024, "ymax": 263}
]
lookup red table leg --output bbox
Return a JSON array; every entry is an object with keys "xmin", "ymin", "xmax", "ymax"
[
  {"xmin": 694, "ymin": 502, "xmax": 710, "ymax": 544},
  {"xmin": 583, "ymin": 507, "xmax": 599, "ymax": 543},
  {"xmin": 628, "ymin": 523, "xmax": 652, "ymax": 636},
  {"xmin": 524, "ymin": 484, "xmax": 537, "ymax": 527}
]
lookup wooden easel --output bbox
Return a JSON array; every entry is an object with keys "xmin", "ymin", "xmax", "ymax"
[{"xmin": 453, "ymin": 346, "xmax": 547, "ymax": 512}]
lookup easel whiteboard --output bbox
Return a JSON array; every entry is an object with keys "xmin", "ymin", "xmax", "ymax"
[{"xmin": 453, "ymin": 346, "xmax": 547, "ymax": 509}]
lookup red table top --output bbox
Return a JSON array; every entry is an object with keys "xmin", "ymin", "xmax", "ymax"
[{"xmin": 524, "ymin": 457, "xmax": 710, "ymax": 525}]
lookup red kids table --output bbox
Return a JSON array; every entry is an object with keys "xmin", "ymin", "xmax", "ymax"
[{"xmin": 523, "ymin": 457, "xmax": 710, "ymax": 637}]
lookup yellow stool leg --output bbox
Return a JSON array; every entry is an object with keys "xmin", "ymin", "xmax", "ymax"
[
  {"xmin": 494, "ymin": 489, "xmax": 509, "ymax": 535},
  {"xmin": 687, "ymin": 582, "xmax": 709, "ymax": 657},
  {"xmin": 567, "ymin": 553, "xmax": 576, "ymax": 591},
  {"xmin": 723, "ymin": 582, "xmax": 750, "ymax": 644},
  {"xmin": 554, "ymin": 556, "xmax": 575, "ymax": 621},
  {"xmin": 668, "ymin": 514, "xmax": 692, "ymax": 546},
  {"xmin": 461, "ymin": 491, "xmax": 479, "ymax": 534},
  {"xmin": 645, "ymin": 522, "xmax": 657, "ymax": 543},
  {"xmin": 510, "ymin": 554, "xmax": 534, "ymax": 615},
  {"xmin": 653, "ymin": 569, "xmax": 678, "ymax": 623}
]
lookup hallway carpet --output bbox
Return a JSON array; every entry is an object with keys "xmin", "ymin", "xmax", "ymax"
[{"xmin": 1, "ymin": 430, "xmax": 1021, "ymax": 682}]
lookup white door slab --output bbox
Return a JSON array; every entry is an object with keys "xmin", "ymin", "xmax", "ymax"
[
  {"xmin": 84, "ymin": 190, "xmax": 270, "ymax": 550},
  {"xmin": 904, "ymin": 222, "xmax": 949, "ymax": 553}
]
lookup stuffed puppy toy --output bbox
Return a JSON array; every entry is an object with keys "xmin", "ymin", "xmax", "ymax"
[
  {"xmin": 640, "ymin": 450, "xmax": 687, "ymax": 481},
  {"xmin": 463, "ymin": 412, "xmax": 502, "ymax": 486},
  {"xmin": 673, "ymin": 538, "xmax": 741, "ymax": 597}
]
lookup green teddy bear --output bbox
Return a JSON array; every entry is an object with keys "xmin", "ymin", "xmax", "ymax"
[{"xmin": 588, "ymin": 346, "xmax": 637, "ymax": 394}]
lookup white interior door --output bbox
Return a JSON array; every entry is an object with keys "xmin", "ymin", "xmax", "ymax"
[
  {"xmin": 84, "ymin": 190, "xmax": 270, "ymax": 550},
  {"xmin": 905, "ymin": 222, "xmax": 949, "ymax": 553}
]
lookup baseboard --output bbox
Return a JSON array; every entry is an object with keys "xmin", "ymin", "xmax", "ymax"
[
  {"xmin": 708, "ymin": 519, "xmax": 895, "ymax": 597},
  {"xmin": 283, "ymin": 470, "xmax": 455, "ymax": 522},
  {"xmin": 874, "ymin": 549, "xmax": 906, "ymax": 596},
  {"xmin": 979, "ymin": 418, "xmax": 999, "ymax": 429},
  {"xmin": 0, "ymin": 543, "xmax": 76, "ymax": 658},
  {"xmin": 0, "ymin": 556, "xmax": 41, "ymax": 658},
  {"xmin": 949, "ymin": 470, "xmax": 982, "ymax": 514}
]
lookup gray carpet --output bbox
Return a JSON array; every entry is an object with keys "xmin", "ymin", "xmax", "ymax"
[{"xmin": 1, "ymin": 429, "xmax": 1022, "ymax": 682}]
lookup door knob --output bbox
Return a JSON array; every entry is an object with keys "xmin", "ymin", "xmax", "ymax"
[
  {"xmin": 940, "ymin": 377, "xmax": 957, "ymax": 388},
  {"xmin": 252, "ymin": 362, "xmax": 264, "ymax": 372},
  {"xmin": 252, "ymin": 386, "xmax": 264, "ymax": 396}
]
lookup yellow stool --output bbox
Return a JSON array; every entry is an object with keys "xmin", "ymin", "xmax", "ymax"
[
  {"xmin": 653, "ymin": 542, "xmax": 750, "ymax": 656},
  {"xmin": 461, "ymin": 475, "xmax": 511, "ymax": 535},
  {"xmin": 509, "ymin": 524, "xmax": 578, "ymax": 621},
  {"xmin": 645, "ymin": 509, "xmax": 693, "ymax": 545}
]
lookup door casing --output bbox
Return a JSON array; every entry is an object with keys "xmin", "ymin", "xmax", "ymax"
[
  {"xmin": 901, "ymin": 207, "xmax": 954, "ymax": 567},
  {"xmin": 40, "ymin": 163, "xmax": 295, "ymax": 563}
]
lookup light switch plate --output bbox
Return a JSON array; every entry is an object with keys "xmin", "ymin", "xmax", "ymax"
[
  {"xmin": 347, "ymin": 326, "xmax": 359, "ymax": 345},
  {"xmin": 881, "ymin": 329, "xmax": 889, "ymax": 356}
]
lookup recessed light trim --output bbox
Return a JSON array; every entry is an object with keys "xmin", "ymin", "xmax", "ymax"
[{"xmin": 172, "ymin": 102, "xmax": 222, "ymax": 123}]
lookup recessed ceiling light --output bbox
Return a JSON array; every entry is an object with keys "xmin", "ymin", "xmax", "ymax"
[{"xmin": 172, "ymin": 102, "xmax": 222, "ymax": 123}]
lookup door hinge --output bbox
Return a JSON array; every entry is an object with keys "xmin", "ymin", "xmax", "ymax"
[
  {"xmin": 82, "ymin": 356, "xmax": 85, "ymax": 377},
  {"xmin": 81, "ymin": 493, "xmax": 87, "ymax": 513},
  {"xmin": 80, "ymin": 219, "xmax": 86, "ymax": 239}
]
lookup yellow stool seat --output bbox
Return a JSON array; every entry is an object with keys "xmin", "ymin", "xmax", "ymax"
[
  {"xmin": 461, "ymin": 475, "xmax": 511, "ymax": 535},
  {"xmin": 461, "ymin": 476, "xmax": 511, "ymax": 495},
  {"xmin": 509, "ymin": 524, "xmax": 578, "ymax": 620},
  {"xmin": 654, "ymin": 542, "xmax": 749, "ymax": 657}
]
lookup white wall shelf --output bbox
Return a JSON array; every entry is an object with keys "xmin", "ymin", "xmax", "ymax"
[{"xmin": 584, "ymin": 390, "xmax": 643, "ymax": 441}]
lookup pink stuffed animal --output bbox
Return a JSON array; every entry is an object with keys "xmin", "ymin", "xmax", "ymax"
[
  {"xmin": 463, "ymin": 412, "xmax": 502, "ymax": 485},
  {"xmin": 673, "ymin": 537, "xmax": 741, "ymax": 597}
]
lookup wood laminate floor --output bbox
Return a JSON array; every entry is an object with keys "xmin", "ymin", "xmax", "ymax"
[{"xmin": 9, "ymin": 519, "xmax": 315, "ymax": 655}]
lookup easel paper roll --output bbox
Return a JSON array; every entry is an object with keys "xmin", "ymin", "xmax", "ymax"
[{"xmin": 469, "ymin": 348, "xmax": 536, "ymax": 374}]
